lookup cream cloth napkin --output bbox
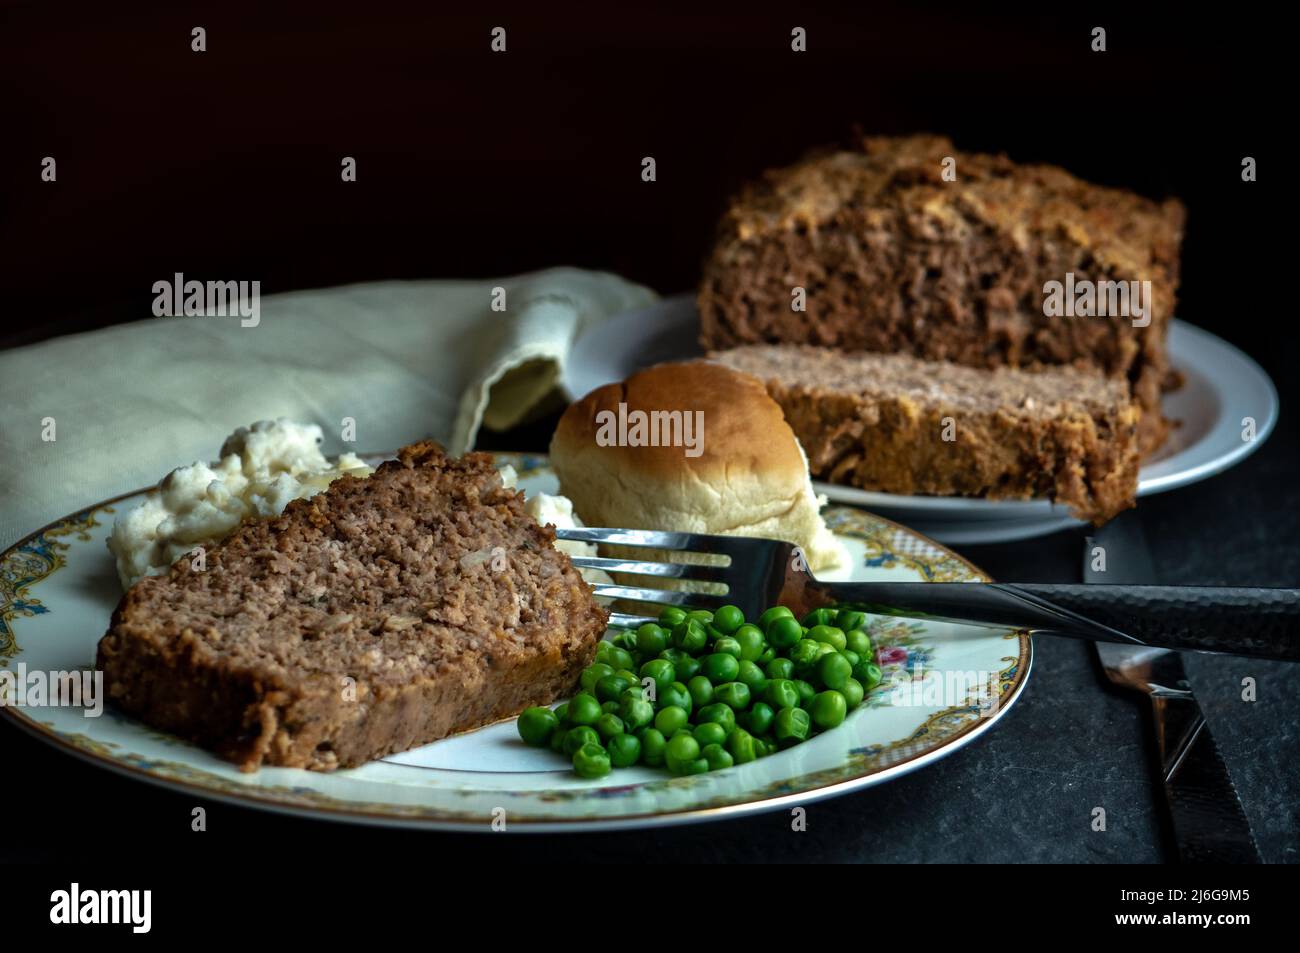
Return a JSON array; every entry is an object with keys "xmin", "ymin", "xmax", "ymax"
[{"xmin": 0, "ymin": 267, "xmax": 655, "ymax": 551}]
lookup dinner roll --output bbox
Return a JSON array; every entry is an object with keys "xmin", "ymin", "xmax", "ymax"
[{"xmin": 550, "ymin": 361, "xmax": 848, "ymax": 573}]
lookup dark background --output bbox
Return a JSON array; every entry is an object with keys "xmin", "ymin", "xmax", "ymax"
[
  {"xmin": 2, "ymin": 4, "xmax": 1295, "ymax": 864},
  {"xmin": 0, "ymin": 3, "xmax": 1282, "ymax": 350}
]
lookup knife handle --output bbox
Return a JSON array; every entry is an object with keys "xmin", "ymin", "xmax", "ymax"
[
  {"xmin": 1008, "ymin": 584, "xmax": 1300, "ymax": 661},
  {"xmin": 1150, "ymin": 693, "xmax": 1261, "ymax": 863}
]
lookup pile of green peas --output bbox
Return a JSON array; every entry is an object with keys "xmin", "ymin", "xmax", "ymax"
[{"xmin": 515, "ymin": 603, "xmax": 884, "ymax": 779}]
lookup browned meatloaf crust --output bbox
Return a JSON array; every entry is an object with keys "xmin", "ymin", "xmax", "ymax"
[
  {"xmin": 698, "ymin": 134, "xmax": 1184, "ymax": 454},
  {"xmin": 97, "ymin": 442, "xmax": 608, "ymax": 772},
  {"xmin": 712, "ymin": 345, "xmax": 1140, "ymax": 524}
]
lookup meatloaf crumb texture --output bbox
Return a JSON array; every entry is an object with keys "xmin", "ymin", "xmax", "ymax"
[
  {"xmin": 712, "ymin": 345, "xmax": 1140, "ymax": 524},
  {"xmin": 698, "ymin": 135, "xmax": 1184, "ymax": 454},
  {"xmin": 97, "ymin": 442, "xmax": 608, "ymax": 771}
]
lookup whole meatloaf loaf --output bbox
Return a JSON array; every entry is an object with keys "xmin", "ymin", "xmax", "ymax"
[
  {"xmin": 698, "ymin": 135, "xmax": 1185, "ymax": 453},
  {"xmin": 712, "ymin": 345, "xmax": 1140, "ymax": 524},
  {"xmin": 97, "ymin": 442, "xmax": 608, "ymax": 771}
]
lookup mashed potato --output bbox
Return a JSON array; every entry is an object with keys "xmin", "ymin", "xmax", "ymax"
[
  {"xmin": 109, "ymin": 424, "xmax": 599, "ymax": 591},
  {"xmin": 497, "ymin": 464, "xmax": 595, "ymax": 560},
  {"xmin": 108, "ymin": 419, "xmax": 372, "ymax": 588}
]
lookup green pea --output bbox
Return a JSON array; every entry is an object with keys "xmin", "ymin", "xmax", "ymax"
[
  {"xmin": 658, "ymin": 606, "xmax": 688, "ymax": 628},
  {"xmin": 672, "ymin": 757, "xmax": 709, "ymax": 776},
  {"xmin": 654, "ymin": 705, "xmax": 689, "ymax": 736},
  {"xmin": 671, "ymin": 619, "xmax": 708, "ymax": 655},
  {"xmin": 808, "ymin": 625, "xmax": 847, "ymax": 651},
  {"xmin": 550, "ymin": 726, "xmax": 570, "ymax": 753},
  {"xmin": 606, "ymin": 646, "xmax": 635, "ymax": 671},
  {"xmin": 696, "ymin": 703, "xmax": 737, "ymax": 734},
  {"xmin": 801, "ymin": 608, "xmax": 836, "ymax": 628},
  {"xmin": 639, "ymin": 658, "xmax": 676, "ymax": 696},
  {"xmin": 553, "ymin": 701, "xmax": 570, "ymax": 724},
  {"xmin": 767, "ymin": 616, "xmax": 803, "ymax": 649},
  {"xmin": 670, "ymin": 728, "xmax": 694, "ymax": 741},
  {"xmin": 714, "ymin": 681, "xmax": 751, "ymax": 711},
  {"xmin": 841, "ymin": 676, "xmax": 865, "ymax": 710},
  {"xmin": 842, "ymin": 650, "xmax": 861, "ymax": 668},
  {"xmin": 594, "ymin": 713, "xmax": 625, "ymax": 741},
  {"xmin": 736, "ymin": 659, "xmax": 767, "ymax": 695},
  {"xmin": 713, "ymin": 636, "xmax": 743, "ymax": 659},
  {"xmin": 811, "ymin": 690, "xmax": 848, "ymax": 729},
  {"xmin": 713, "ymin": 604, "xmax": 745, "ymax": 635},
  {"xmin": 702, "ymin": 652, "xmax": 740, "ymax": 683},
  {"xmin": 733, "ymin": 624, "xmax": 766, "ymax": 661},
  {"xmin": 758, "ymin": 606, "xmax": 794, "ymax": 632},
  {"xmin": 845, "ymin": 628, "xmax": 873, "ymax": 656},
  {"xmin": 572, "ymin": 742, "xmax": 611, "ymax": 778},
  {"xmin": 594, "ymin": 641, "xmax": 614, "ymax": 664},
  {"xmin": 693, "ymin": 721, "xmax": 728, "ymax": 748},
  {"xmin": 793, "ymin": 680, "xmax": 817, "ymax": 707},
  {"xmin": 636, "ymin": 622, "xmax": 669, "ymax": 655},
  {"xmin": 600, "ymin": 700, "xmax": 620, "ymax": 715},
  {"xmin": 727, "ymin": 727, "xmax": 757, "ymax": 764},
  {"xmin": 686, "ymin": 609, "xmax": 714, "ymax": 626},
  {"xmin": 744, "ymin": 701, "xmax": 775, "ymax": 736},
  {"xmin": 764, "ymin": 678, "xmax": 800, "ymax": 710},
  {"xmin": 672, "ymin": 652, "xmax": 701, "ymax": 682},
  {"xmin": 611, "ymin": 631, "xmax": 637, "ymax": 652},
  {"xmin": 657, "ymin": 681, "xmax": 693, "ymax": 715},
  {"xmin": 567, "ymin": 692, "xmax": 602, "ymax": 725},
  {"xmin": 563, "ymin": 725, "xmax": 601, "ymax": 755},
  {"xmin": 619, "ymin": 695, "xmax": 655, "ymax": 731},
  {"xmin": 765, "ymin": 657, "xmax": 796, "ymax": 681},
  {"xmin": 854, "ymin": 660, "xmax": 883, "ymax": 690},
  {"xmin": 665, "ymin": 733, "xmax": 700, "ymax": 766},
  {"xmin": 790, "ymin": 638, "xmax": 823, "ymax": 667},
  {"xmin": 702, "ymin": 743, "xmax": 734, "ymax": 771},
  {"xmin": 686, "ymin": 675, "xmax": 715, "ymax": 708},
  {"xmin": 837, "ymin": 609, "xmax": 869, "ymax": 632},
  {"xmin": 595, "ymin": 673, "xmax": 631, "ymax": 702},
  {"xmin": 757, "ymin": 647, "xmax": 776, "ymax": 665},
  {"xmin": 606, "ymin": 732, "xmax": 641, "ymax": 767},
  {"xmin": 774, "ymin": 706, "xmax": 811, "ymax": 746},
  {"xmin": 580, "ymin": 662, "xmax": 615, "ymax": 693},
  {"xmin": 516, "ymin": 706, "xmax": 559, "ymax": 746},
  {"xmin": 817, "ymin": 652, "xmax": 853, "ymax": 691},
  {"xmin": 639, "ymin": 727, "xmax": 667, "ymax": 766}
]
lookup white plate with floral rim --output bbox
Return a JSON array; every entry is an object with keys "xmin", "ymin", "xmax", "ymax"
[{"xmin": 0, "ymin": 452, "xmax": 1030, "ymax": 832}]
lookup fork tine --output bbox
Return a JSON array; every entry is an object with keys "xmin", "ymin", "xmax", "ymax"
[
  {"xmin": 590, "ymin": 584, "xmax": 732, "ymax": 611},
  {"xmin": 555, "ymin": 527, "xmax": 754, "ymax": 558},
  {"xmin": 568, "ymin": 556, "xmax": 729, "ymax": 582}
]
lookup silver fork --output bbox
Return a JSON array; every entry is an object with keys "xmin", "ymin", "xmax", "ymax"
[{"xmin": 558, "ymin": 528, "xmax": 1300, "ymax": 661}]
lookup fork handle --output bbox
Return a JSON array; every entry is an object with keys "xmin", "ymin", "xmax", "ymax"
[{"xmin": 822, "ymin": 583, "xmax": 1300, "ymax": 661}]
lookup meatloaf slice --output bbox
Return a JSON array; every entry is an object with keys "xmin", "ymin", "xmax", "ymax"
[
  {"xmin": 97, "ymin": 441, "xmax": 608, "ymax": 772},
  {"xmin": 698, "ymin": 134, "xmax": 1184, "ymax": 454},
  {"xmin": 711, "ymin": 345, "xmax": 1140, "ymax": 525}
]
